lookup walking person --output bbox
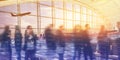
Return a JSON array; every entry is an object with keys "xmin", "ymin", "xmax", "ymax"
[
  {"xmin": 1, "ymin": 25, "xmax": 12, "ymax": 60},
  {"xmin": 23, "ymin": 25, "xmax": 37, "ymax": 60},
  {"xmin": 97, "ymin": 25, "xmax": 111, "ymax": 60},
  {"xmin": 56, "ymin": 26, "xmax": 66, "ymax": 60},
  {"xmin": 83, "ymin": 24, "xmax": 94, "ymax": 60},
  {"xmin": 73, "ymin": 25, "xmax": 84, "ymax": 60},
  {"xmin": 44, "ymin": 24, "xmax": 56, "ymax": 55},
  {"xmin": 115, "ymin": 22, "xmax": 120, "ymax": 60},
  {"xmin": 14, "ymin": 25, "xmax": 22, "ymax": 60}
]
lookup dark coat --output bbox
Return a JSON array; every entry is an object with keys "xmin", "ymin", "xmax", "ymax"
[
  {"xmin": 24, "ymin": 32, "xmax": 37, "ymax": 51},
  {"xmin": 97, "ymin": 31, "xmax": 110, "ymax": 54},
  {"xmin": 56, "ymin": 29, "xmax": 65, "ymax": 47},
  {"xmin": 1, "ymin": 30, "xmax": 11, "ymax": 51},
  {"xmin": 14, "ymin": 32, "xmax": 22, "ymax": 51},
  {"xmin": 73, "ymin": 30, "xmax": 84, "ymax": 49},
  {"xmin": 44, "ymin": 28, "xmax": 56, "ymax": 50},
  {"xmin": 82, "ymin": 30, "xmax": 91, "ymax": 46}
]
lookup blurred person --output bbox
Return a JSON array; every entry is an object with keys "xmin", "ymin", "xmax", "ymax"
[
  {"xmin": 97, "ymin": 25, "xmax": 111, "ymax": 60},
  {"xmin": 1, "ymin": 25, "xmax": 12, "ymax": 60},
  {"xmin": 83, "ymin": 24, "xmax": 94, "ymax": 60},
  {"xmin": 56, "ymin": 25, "xmax": 66, "ymax": 60},
  {"xmin": 115, "ymin": 22, "xmax": 120, "ymax": 60},
  {"xmin": 44, "ymin": 24, "xmax": 56, "ymax": 53},
  {"xmin": 73, "ymin": 25, "xmax": 84, "ymax": 60},
  {"xmin": 14, "ymin": 25, "xmax": 22, "ymax": 60},
  {"xmin": 23, "ymin": 25, "xmax": 38, "ymax": 60}
]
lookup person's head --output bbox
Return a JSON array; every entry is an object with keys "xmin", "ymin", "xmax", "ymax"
[
  {"xmin": 27, "ymin": 25, "xmax": 32, "ymax": 30},
  {"xmin": 15, "ymin": 25, "xmax": 20, "ymax": 30},
  {"xmin": 59, "ymin": 25, "xmax": 64, "ymax": 30},
  {"xmin": 15, "ymin": 25, "xmax": 21, "ymax": 33},
  {"xmin": 99, "ymin": 25, "xmax": 106, "ymax": 32},
  {"xmin": 100, "ymin": 25, "xmax": 105, "ymax": 30},
  {"xmin": 26, "ymin": 25, "xmax": 33, "ymax": 34},
  {"xmin": 85, "ymin": 24, "xmax": 90, "ymax": 30},
  {"xmin": 4, "ymin": 25, "xmax": 10, "ymax": 31},
  {"xmin": 74, "ymin": 25, "xmax": 82, "ymax": 31},
  {"xmin": 117, "ymin": 22, "xmax": 120, "ymax": 30},
  {"xmin": 48, "ymin": 24, "xmax": 54, "ymax": 29}
]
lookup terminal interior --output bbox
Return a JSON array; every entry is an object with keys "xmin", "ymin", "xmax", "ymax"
[{"xmin": 0, "ymin": 0, "xmax": 120, "ymax": 60}]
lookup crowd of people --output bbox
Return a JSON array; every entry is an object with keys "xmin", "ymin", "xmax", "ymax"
[{"xmin": 0, "ymin": 22, "xmax": 120, "ymax": 60}]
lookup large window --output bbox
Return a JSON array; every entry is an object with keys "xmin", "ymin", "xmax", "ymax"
[
  {"xmin": 40, "ymin": 5, "xmax": 52, "ymax": 17},
  {"xmin": 54, "ymin": 1, "xmax": 63, "ymax": 8},
  {"xmin": 21, "ymin": 16, "xmax": 37, "ymax": 34},
  {"xmin": 66, "ymin": 11, "xmax": 72, "ymax": 20},
  {"xmin": 55, "ymin": 19, "xmax": 64, "ymax": 28},
  {"xmin": 0, "ymin": 1, "xmax": 106, "ymax": 34},
  {"xmin": 74, "ymin": 4, "xmax": 80, "ymax": 12},
  {"xmin": 20, "ymin": 3, "xmax": 37, "ymax": 15},
  {"xmin": 66, "ymin": 2, "xmax": 72, "ymax": 11},
  {"xmin": 74, "ymin": 13, "xmax": 80, "ymax": 20},
  {"xmin": 55, "ymin": 8, "xmax": 63, "ymax": 19},
  {"xmin": 41, "ymin": 17, "xmax": 52, "ymax": 29}
]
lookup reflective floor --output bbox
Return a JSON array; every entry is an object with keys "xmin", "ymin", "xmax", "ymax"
[{"xmin": 0, "ymin": 38, "xmax": 118, "ymax": 60}]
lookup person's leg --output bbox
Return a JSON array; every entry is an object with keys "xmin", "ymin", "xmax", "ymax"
[
  {"xmin": 59, "ymin": 53, "xmax": 64, "ymax": 60},
  {"xmin": 16, "ymin": 46, "xmax": 21, "ymax": 60},
  {"xmin": 105, "ymin": 52, "xmax": 109, "ymax": 60},
  {"xmin": 8, "ymin": 45, "xmax": 12, "ymax": 60},
  {"xmin": 73, "ymin": 47, "xmax": 77, "ymax": 60},
  {"xmin": 78, "ymin": 48, "xmax": 82, "ymax": 60},
  {"xmin": 118, "ymin": 54, "xmax": 120, "ymax": 60},
  {"xmin": 9, "ymin": 50, "xmax": 12, "ymax": 60},
  {"xmin": 73, "ymin": 51, "xmax": 77, "ymax": 60},
  {"xmin": 88, "ymin": 47, "xmax": 94, "ymax": 60},
  {"xmin": 83, "ymin": 47, "xmax": 88, "ymax": 60},
  {"xmin": 30, "ymin": 50, "xmax": 36, "ymax": 60},
  {"xmin": 25, "ymin": 51, "xmax": 29, "ymax": 60},
  {"xmin": 17, "ymin": 50, "xmax": 21, "ymax": 60}
]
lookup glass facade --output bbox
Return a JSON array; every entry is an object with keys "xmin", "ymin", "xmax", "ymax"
[{"xmin": 0, "ymin": 0, "xmax": 108, "ymax": 35}]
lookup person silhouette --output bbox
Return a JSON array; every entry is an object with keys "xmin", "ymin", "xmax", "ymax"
[
  {"xmin": 1, "ymin": 25, "xmax": 12, "ymax": 60},
  {"xmin": 24, "ymin": 25, "xmax": 37, "ymax": 60},
  {"xmin": 14, "ymin": 25, "xmax": 22, "ymax": 60},
  {"xmin": 83, "ymin": 24, "xmax": 94, "ymax": 60}
]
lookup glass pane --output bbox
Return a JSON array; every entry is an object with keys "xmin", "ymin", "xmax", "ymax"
[
  {"xmin": 74, "ymin": 4, "xmax": 80, "ymax": 12},
  {"xmin": 41, "ymin": 29, "xmax": 45, "ymax": 34},
  {"xmin": 66, "ymin": 21, "xmax": 73, "ymax": 29},
  {"xmin": 82, "ymin": 7, "xmax": 86, "ymax": 14},
  {"xmin": 81, "ymin": 14, "xmax": 87, "ymax": 21},
  {"xmin": 0, "ymin": 13, "xmax": 17, "ymax": 27},
  {"xmin": 20, "ymin": 3, "xmax": 37, "ymax": 15},
  {"xmin": 75, "ymin": 21, "xmax": 80, "ymax": 25},
  {"xmin": 75, "ymin": 13, "xmax": 80, "ymax": 20},
  {"xmin": 21, "ymin": 16, "xmax": 37, "ymax": 34},
  {"xmin": 0, "ymin": 29, "xmax": 4, "ymax": 34},
  {"xmin": 40, "ymin": 5, "xmax": 52, "ymax": 17},
  {"xmin": 88, "ymin": 9, "xmax": 92, "ymax": 15},
  {"xmin": 55, "ymin": 19, "xmax": 64, "ymax": 29},
  {"xmin": 41, "ymin": 17, "xmax": 52, "ymax": 28},
  {"xmin": 88, "ymin": 15, "xmax": 92, "ymax": 26},
  {"xmin": 54, "ymin": 1, "xmax": 63, "ymax": 8},
  {"xmin": 66, "ymin": 11, "xmax": 72, "ymax": 20},
  {"xmin": 93, "ymin": 12, "xmax": 97, "ymax": 16},
  {"xmin": 0, "ymin": 4, "xmax": 17, "ymax": 13},
  {"xmin": 66, "ymin": 2, "xmax": 72, "ymax": 11},
  {"xmin": 81, "ymin": 21, "xmax": 86, "ymax": 28},
  {"xmin": 93, "ymin": 16, "xmax": 96, "ymax": 21},
  {"xmin": 40, "ymin": 0, "xmax": 51, "ymax": 6},
  {"xmin": 21, "ymin": 16, "xmax": 37, "ymax": 28},
  {"xmin": 55, "ymin": 9, "xmax": 63, "ymax": 19}
]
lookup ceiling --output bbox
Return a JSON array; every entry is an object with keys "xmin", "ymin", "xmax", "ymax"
[
  {"xmin": 77, "ymin": 0, "xmax": 120, "ymax": 23},
  {"xmin": 0, "ymin": 0, "xmax": 120, "ymax": 23}
]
